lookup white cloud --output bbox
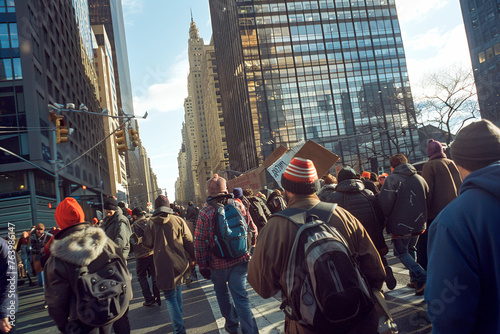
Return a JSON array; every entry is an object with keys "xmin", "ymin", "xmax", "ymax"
[
  {"xmin": 122, "ymin": 0, "xmax": 144, "ymax": 25},
  {"xmin": 395, "ymin": 0, "xmax": 448, "ymax": 23},
  {"xmin": 132, "ymin": 55, "xmax": 188, "ymax": 113},
  {"xmin": 405, "ymin": 24, "xmax": 472, "ymax": 97}
]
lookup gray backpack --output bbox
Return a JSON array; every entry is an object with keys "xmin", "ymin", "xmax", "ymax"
[{"xmin": 273, "ymin": 202, "xmax": 375, "ymax": 332}]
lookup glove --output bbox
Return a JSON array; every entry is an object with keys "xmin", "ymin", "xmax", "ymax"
[{"xmin": 199, "ymin": 268, "xmax": 211, "ymax": 280}]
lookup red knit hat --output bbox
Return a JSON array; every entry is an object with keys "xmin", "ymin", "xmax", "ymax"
[
  {"xmin": 55, "ymin": 197, "xmax": 85, "ymax": 230},
  {"xmin": 281, "ymin": 157, "xmax": 320, "ymax": 194},
  {"xmin": 361, "ymin": 171, "xmax": 371, "ymax": 179}
]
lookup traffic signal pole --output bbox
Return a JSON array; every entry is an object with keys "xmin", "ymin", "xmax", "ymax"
[{"xmin": 52, "ymin": 128, "xmax": 61, "ymax": 204}]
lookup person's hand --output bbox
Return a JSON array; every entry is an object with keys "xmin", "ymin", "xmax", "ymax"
[
  {"xmin": 199, "ymin": 268, "xmax": 211, "ymax": 280},
  {"xmin": 0, "ymin": 317, "xmax": 12, "ymax": 333}
]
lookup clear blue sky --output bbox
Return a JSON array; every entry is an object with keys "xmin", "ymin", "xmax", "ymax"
[{"xmin": 121, "ymin": 0, "xmax": 472, "ymax": 201}]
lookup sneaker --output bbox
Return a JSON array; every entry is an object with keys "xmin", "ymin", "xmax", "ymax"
[
  {"xmin": 385, "ymin": 267, "xmax": 397, "ymax": 290},
  {"xmin": 407, "ymin": 282, "xmax": 418, "ymax": 289},
  {"xmin": 415, "ymin": 283, "xmax": 426, "ymax": 296},
  {"xmin": 143, "ymin": 299, "xmax": 156, "ymax": 307},
  {"xmin": 44, "ymin": 304, "xmax": 48, "ymax": 309}
]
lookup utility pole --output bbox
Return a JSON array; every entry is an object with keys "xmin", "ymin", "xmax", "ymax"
[{"xmin": 51, "ymin": 128, "xmax": 61, "ymax": 204}]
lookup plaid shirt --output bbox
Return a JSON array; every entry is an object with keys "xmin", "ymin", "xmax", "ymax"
[{"xmin": 194, "ymin": 197, "xmax": 258, "ymax": 270}]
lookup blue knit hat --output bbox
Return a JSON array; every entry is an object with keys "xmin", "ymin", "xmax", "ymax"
[{"xmin": 233, "ymin": 187, "xmax": 243, "ymax": 199}]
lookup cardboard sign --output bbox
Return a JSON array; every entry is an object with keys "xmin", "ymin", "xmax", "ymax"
[
  {"xmin": 227, "ymin": 168, "xmax": 263, "ymax": 192},
  {"xmin": 267, "ymin": 140, "xmax": 306, "ymax": 188},
  {"xmin": 262, "ymin": 144, "xmax": 288, "ymax": 169},
  {"xmin": 293, "ymin": 140, "xmax": 340, "ymax": 178}
]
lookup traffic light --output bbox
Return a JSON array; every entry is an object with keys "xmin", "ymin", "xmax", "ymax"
[
  {"xmin": 129, "ymin": 128, "xmax": 140, "ymax": 148},
  {"xmin": 115, "ymin": 128, "xmax": 128, "ymax": 154},
  {"xmin": 55, "ymin": 116, "xmax": 69, "ymax": 144}
]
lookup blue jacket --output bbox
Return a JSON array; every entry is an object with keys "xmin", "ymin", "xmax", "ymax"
[{"xmin": 425, "ymin": 161, "xmax": 500, "ymax": 333}]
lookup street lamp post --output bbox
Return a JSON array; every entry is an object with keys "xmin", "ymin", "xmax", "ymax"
[{"xmin": 52, "ymin": 128, "xmax": 61, "ymax": 204}]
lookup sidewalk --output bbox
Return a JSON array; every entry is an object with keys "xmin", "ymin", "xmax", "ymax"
[{"xmin": 14, "ymin": 259, "xmax": 285, "ymax": 333}]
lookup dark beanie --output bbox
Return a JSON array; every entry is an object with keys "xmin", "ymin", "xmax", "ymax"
[
  {"xmin": 155, "ymin": 195, "xmax": 170, "ymax": 209},
  {"xmin": 427, "ymin": 139, "xmax": 444, "ymax": 158},
  {"xmin": 233, "ymin": 187, "xmax": 243, "ymax": 199},
  {"xmin": 132, "ymin": 207, "xmax": 143, "ymax": 216},
  {"xmin": 281, "ymin": 157, "xmax": 320, "ymax": 195},
  {"xmin": 451, "ymin": 119, "xmax": 500, "ymax": 171},
  {"xmin": 337, "ymin": 167, "xmax": 356, "ymax": 183},
  {"xmin": 104, "ymin": 197, "xmax": 118, "ymax": 210}
]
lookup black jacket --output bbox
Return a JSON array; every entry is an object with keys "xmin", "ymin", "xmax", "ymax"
[
  {"xmin": 320, "ymin": 179, "xmax": 386, "ymax": 252},
  {"xmin": 378, "ymin": 163, "xmax": 430, "ymax": 235},
  {"xmin": 185, "ymin": 204, "xmax": 199, "ymax": 222}
]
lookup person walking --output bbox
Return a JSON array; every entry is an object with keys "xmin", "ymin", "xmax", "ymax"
[
  {"xmin": 418, "ymin": 139, "xmax": 462, "ymax": 270},
  {"xmin": 248, "ymin": 158, "xmax": 389, "ymax": 333},
  {"xmin": 100, "ymin": 197, "xmax": 131, "ymax": 333},
  {"xmin": 425, "ymin": 120, "xmax": 500, "ymax": 333},
  {"xmin": 378, "ymin": 154, "xmax": 430, "ymax": 295},
  {"xmin": 321, "ymin": 167, "xmax": 396, "ymax": 290},
  {"xmin": 194, "ymin": 175, "xmax": 259, "ymax": 334},
  {"xmin": 44, "ymin": 197, "xmax": 130, "ymax": 334},
  {"xmin": 30, "ymin": 223, "xmax": 50, "ymax": 287},
  {"xmin": 131, "ymin": 207, "xmax": 160, "ymax": 307},
  {"xmin": 142, "ymin": 195, "xmax": 195, "ymax": 334}
]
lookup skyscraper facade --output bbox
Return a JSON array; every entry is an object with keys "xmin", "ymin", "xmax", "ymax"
[
  {"xmin": 0, "ymin": 0, "xmax": 108, "ymax": 233},
  {"xmin": 460, "ymin": 0, "xmax": 500, "ymax": 126},
  {"xmin": 210, "ymin": 0, "xmax": 420, "ymax": 174}
]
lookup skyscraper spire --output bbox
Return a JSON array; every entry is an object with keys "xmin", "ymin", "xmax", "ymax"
[{"xmin": 189, "ymin": 10, "xmax": 199, "ymax": 39}]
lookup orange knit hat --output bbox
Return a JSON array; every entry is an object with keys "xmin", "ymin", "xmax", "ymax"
[{"xmin": 55, "ymin": 197, "xmax": 85, "ymax": 230}]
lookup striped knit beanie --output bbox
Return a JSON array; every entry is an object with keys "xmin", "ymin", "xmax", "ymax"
[{"xmin": 281, "ymin": 157, "xmax": 320, "ymax": 195}]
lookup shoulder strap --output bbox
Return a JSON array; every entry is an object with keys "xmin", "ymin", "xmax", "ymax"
[{"xmin": 272, "ymin": 202, "xmax": 337, "ymax": 226}]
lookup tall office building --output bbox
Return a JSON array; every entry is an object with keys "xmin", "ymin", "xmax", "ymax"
[
  {"xmin": 88, "ymin": 0, "xmax": 148, "ymax": 202},
  {"xmin": 460, "ymin": 0, "xmax": 500, "ymax": 125},
  {"xmin": 176, "ymin": 19, "xmax": 229, "ymax": 204},
  {"xmin": 210, "ymin": 0, "xmax": 420, "ymax": 174},
  {"xmin": 92, "ymin": 24, "xmax": 128, "ymax": 199},
  {"xmin": 0, "ymin": 0, "xmax": 108, "ymax": 233}
]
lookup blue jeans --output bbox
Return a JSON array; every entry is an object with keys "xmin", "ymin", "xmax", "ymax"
[
  {"xmin": 392, "ymin": 236, "xmax": 426, "ymax": 285},
  {"xmin": 163, "ymin": 286, "xmax": 186, "ymax": 334},
  {"xmin": 211, "ymin": 262, "xmax": 258, "ymax": 334},
  {"xmin": 37, "ymin": 271, "xmax": 44, "ymax": 287}
]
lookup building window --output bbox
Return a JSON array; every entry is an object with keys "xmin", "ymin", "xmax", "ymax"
[
  {"xmin": 478, "ymin": 51, "xmax": 486, "ymax": 63},
  {"xmin": 486, "ymin": 47, "xmax": 494, "ymax": 60}
]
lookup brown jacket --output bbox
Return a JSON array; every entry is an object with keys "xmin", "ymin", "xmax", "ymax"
[
  {"xmin": 142, "ymin": 212, "xmax": 195, "ymax": 291},
  {"xmin": 248, "ymin": 195, "xmax": 386, "ymax": 333},
  {"xmin": 421, "ymin": 157, "xmax": 462, "ymax": 220}
]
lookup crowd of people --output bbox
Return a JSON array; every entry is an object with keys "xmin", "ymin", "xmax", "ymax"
[{"xmin": 2, "ymin": 119, "xmax": 500, "ymax": 334}]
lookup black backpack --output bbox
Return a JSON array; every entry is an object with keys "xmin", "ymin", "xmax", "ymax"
[
  {"xmin": 273, "ymin": 202, "xmax": 375, "ymax": 332},
  {"xmin": 74, "ymin": 243, "xmax": 132, "ymax": 327},
  {"xmin": 248, "ymin": 196, "xmax": 271, "ymax": 230}
]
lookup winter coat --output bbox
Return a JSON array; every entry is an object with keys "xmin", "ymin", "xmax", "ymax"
[
  {"xmin": 185, "ymin": 204, "xmax": 198, "ymax": 222},
  {"xmin": 321, "ymin": 179, "xmax": 387, "ymax": 253},
  {"xmin": 426, "ymin": 161, "xmax": 500, "ymax": 333},
  {"xmin": 266, "ymin": 192, "xmax": 287, "ymax": 214},
  {"xmin": 378, "ymin": 163, "xmax": 430, "ymax": 235},
  {"xmin": 363, "ymin": 179, "xmax": 379, "ymax": 194},
  {"xmin": 44, "ymin": 223, "xmax": 125, "ymax": 333},
  {"xmin": 317, "ymin": 184, "xmax": 336, "ymax": 202},
  {"xmin": 142, "ymin": 211, "xmax": 194, "ymax": 291},
  {"xmin": 248, "ymin": 194, "xmax": 386, "ymax": 334},
  {"xmin": 101, "ymin": 207, "xmax": 132, "ymax": 259},
  {"xmin": 131, "ymin": 215, "xmax": 153, "ymax": 260},
  {"xmin": 421, "ymin": 157, "xmax": 462, "ymax": 220}
]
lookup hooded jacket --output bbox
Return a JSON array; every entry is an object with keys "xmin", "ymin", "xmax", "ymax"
[
  {"xmin": 131, "ymin": 215, "xmax": 153, "ymax": 259},
  {"xmin": 378, "ymin": 163, "xmax": 430, "ymax": 235},
  {"xmin": 426, "ymin": 162, "xmax": 500, "ymax": 333},
  {"xmin": 248, "ymin": 194, "xmax": 387, "ymax": 334},
  {"xmin": 421, "ymin": 157, "xmax": 462, "ymax": 220},
  {"xmin": 101, "ymin": 207, "xmax": 131, "ymax": 259},
  {"xmin": 44, "ymin": 223, "xmax": 124, "ymax": 332},
  {"xmin": 322, "ymin": 179, "xmax": 386, "ymax": 253},
  {"xmin": 142, "ymin": 210, "xmax": 194, "ymax": 291}
]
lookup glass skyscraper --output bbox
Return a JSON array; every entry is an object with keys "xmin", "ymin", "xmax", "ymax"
[
  {"xmin": 460, "ymin": 0, "xmax": 500, "ymax": 126},
  {"xmin": 210, "ymin": 0, "xmax": 420, "ymax": 173}
]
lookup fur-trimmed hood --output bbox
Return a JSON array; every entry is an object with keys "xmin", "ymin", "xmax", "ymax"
[{"xmin": 50, "ymin": 224, "xmax": 107, "ymax": 266}]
